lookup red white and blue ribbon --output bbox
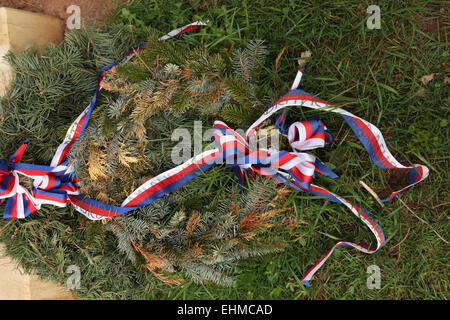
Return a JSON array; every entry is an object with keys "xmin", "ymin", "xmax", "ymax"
[
  {"xmin": 0, "ymin": 23, "xmax": 429, "ymax": 286},
  {"xmin": 158, "ymin": 21, "xmax": 207, "ymax": 41}
]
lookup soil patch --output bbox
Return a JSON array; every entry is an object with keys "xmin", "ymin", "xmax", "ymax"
[{"xmin": 0, "ymin": 0, "xmax": 127, "ymax": 28}]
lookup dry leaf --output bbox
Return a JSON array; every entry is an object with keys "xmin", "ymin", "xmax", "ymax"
[
  {"xmin": 186, "ymin": 211, "xmax": 201, "ymax": 238},
  {"xmin": 237, "ymin": 207, "xmax": 289, "ymax": 239},
  {"xmin": 132, "ymin": 243, "xmax": 183, "ymax": 287},
  {"xmin": 359, "ymin": 180, "xmax": 384, "ymax": 207},
  {"xmin": 419, "ymin": 73, "xmax": 440, "ymax": 85},
  {"xmin": 298, "ymin": 50, "xmax": 312, "ymax": 68},
  {"xmin": 96, "ymin": 192, "xmax": 110, "ymax": 203},
  {"xmin": 273, "ymin": 46, "xmax": 289, "ymax": 88},
  {"xmin": 88, "ymin": 151, "xmax": 108, "ymax": 181}
]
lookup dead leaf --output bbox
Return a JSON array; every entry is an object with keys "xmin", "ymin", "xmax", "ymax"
[
  {"xmin": 186, "ymin": 211, "xmax": 201, "ymax": 238},
  {"xmin": 419, "ymin": 73, "xmax": 440, "ymax": 85},
  {"xmin": 132, "ymin": 243, "xmax": 183, "ymax": 287},
  {"xmin": 359, "ymin": 180, "xmax": 384, "ymax": 207},
  {"xmin": 88, "ymin": 151, "xmax": 108, "ymax": 181},
  {"xmin": 298, "ymin": 50, "xmax": 312, "ymax": 68}
]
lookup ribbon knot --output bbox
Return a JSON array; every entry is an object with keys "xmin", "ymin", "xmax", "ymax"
[
  {"xmin": 0, "ymin": 141, "xmax": 79, "ymax": 219},
  {"xmin": 211, "ymin": 116, "xmax": 338, "ymax": 190}
]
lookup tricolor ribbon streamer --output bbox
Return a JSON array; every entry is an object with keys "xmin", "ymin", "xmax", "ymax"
[{"xmin": 0, "ymin": 22, "xmax": 429, "ymax": 286}]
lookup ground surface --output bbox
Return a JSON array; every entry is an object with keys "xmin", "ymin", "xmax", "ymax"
[{"xmin": 0, "ymin": 0, "xmax": 126, "ymax": 27}]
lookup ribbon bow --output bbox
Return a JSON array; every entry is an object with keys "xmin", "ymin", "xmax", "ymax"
[
  {"xmin": 211, "ymin": 115, "xmax": 338, "ymax": 191},
  {"xmin": 0, "ymin": 141, "xmax": 79, "ymax": 219}
]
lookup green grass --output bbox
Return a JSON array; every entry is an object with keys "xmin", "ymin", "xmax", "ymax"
[{"xmin": 107, "ymin": 0, "xmax": 450, "ymax": 299}]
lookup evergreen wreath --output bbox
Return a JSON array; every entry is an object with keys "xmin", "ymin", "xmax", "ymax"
[{"xmin": 0, "ymin": 27, "xmax": 298, "ymax": 291}]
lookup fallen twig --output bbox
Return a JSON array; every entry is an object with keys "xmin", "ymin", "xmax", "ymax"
[
  {"xmin": 390, "ymin": 227, "xmax": 410, "ymax": 252},
  {"xmin": 432, "ymin": 202, "xmax": 450, "ymax": 209},
  {"xmin": 397, "ymin": 197, "xmax": 448, "ymax": 244},
  {"xmin": 359, "ymin": 180, "xmax": 384, "ymax": 207}
]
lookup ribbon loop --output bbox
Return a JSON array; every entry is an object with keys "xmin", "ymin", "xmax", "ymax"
[
  {"xmin": 0, "ymin": 142, "xmax": 79, "ymax": 219},
  {"xmin": 287, "ymin": 118, "xmax": 332, "ymax": 151}
]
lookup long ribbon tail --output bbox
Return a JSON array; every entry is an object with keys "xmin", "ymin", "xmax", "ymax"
[
  {"xmin": 70, "ymin": 149, "xmax": 221, "ymax": 220},
  {"xmin": 300, "ymin": 184, "xmax": 384, "ymax": 286}
]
